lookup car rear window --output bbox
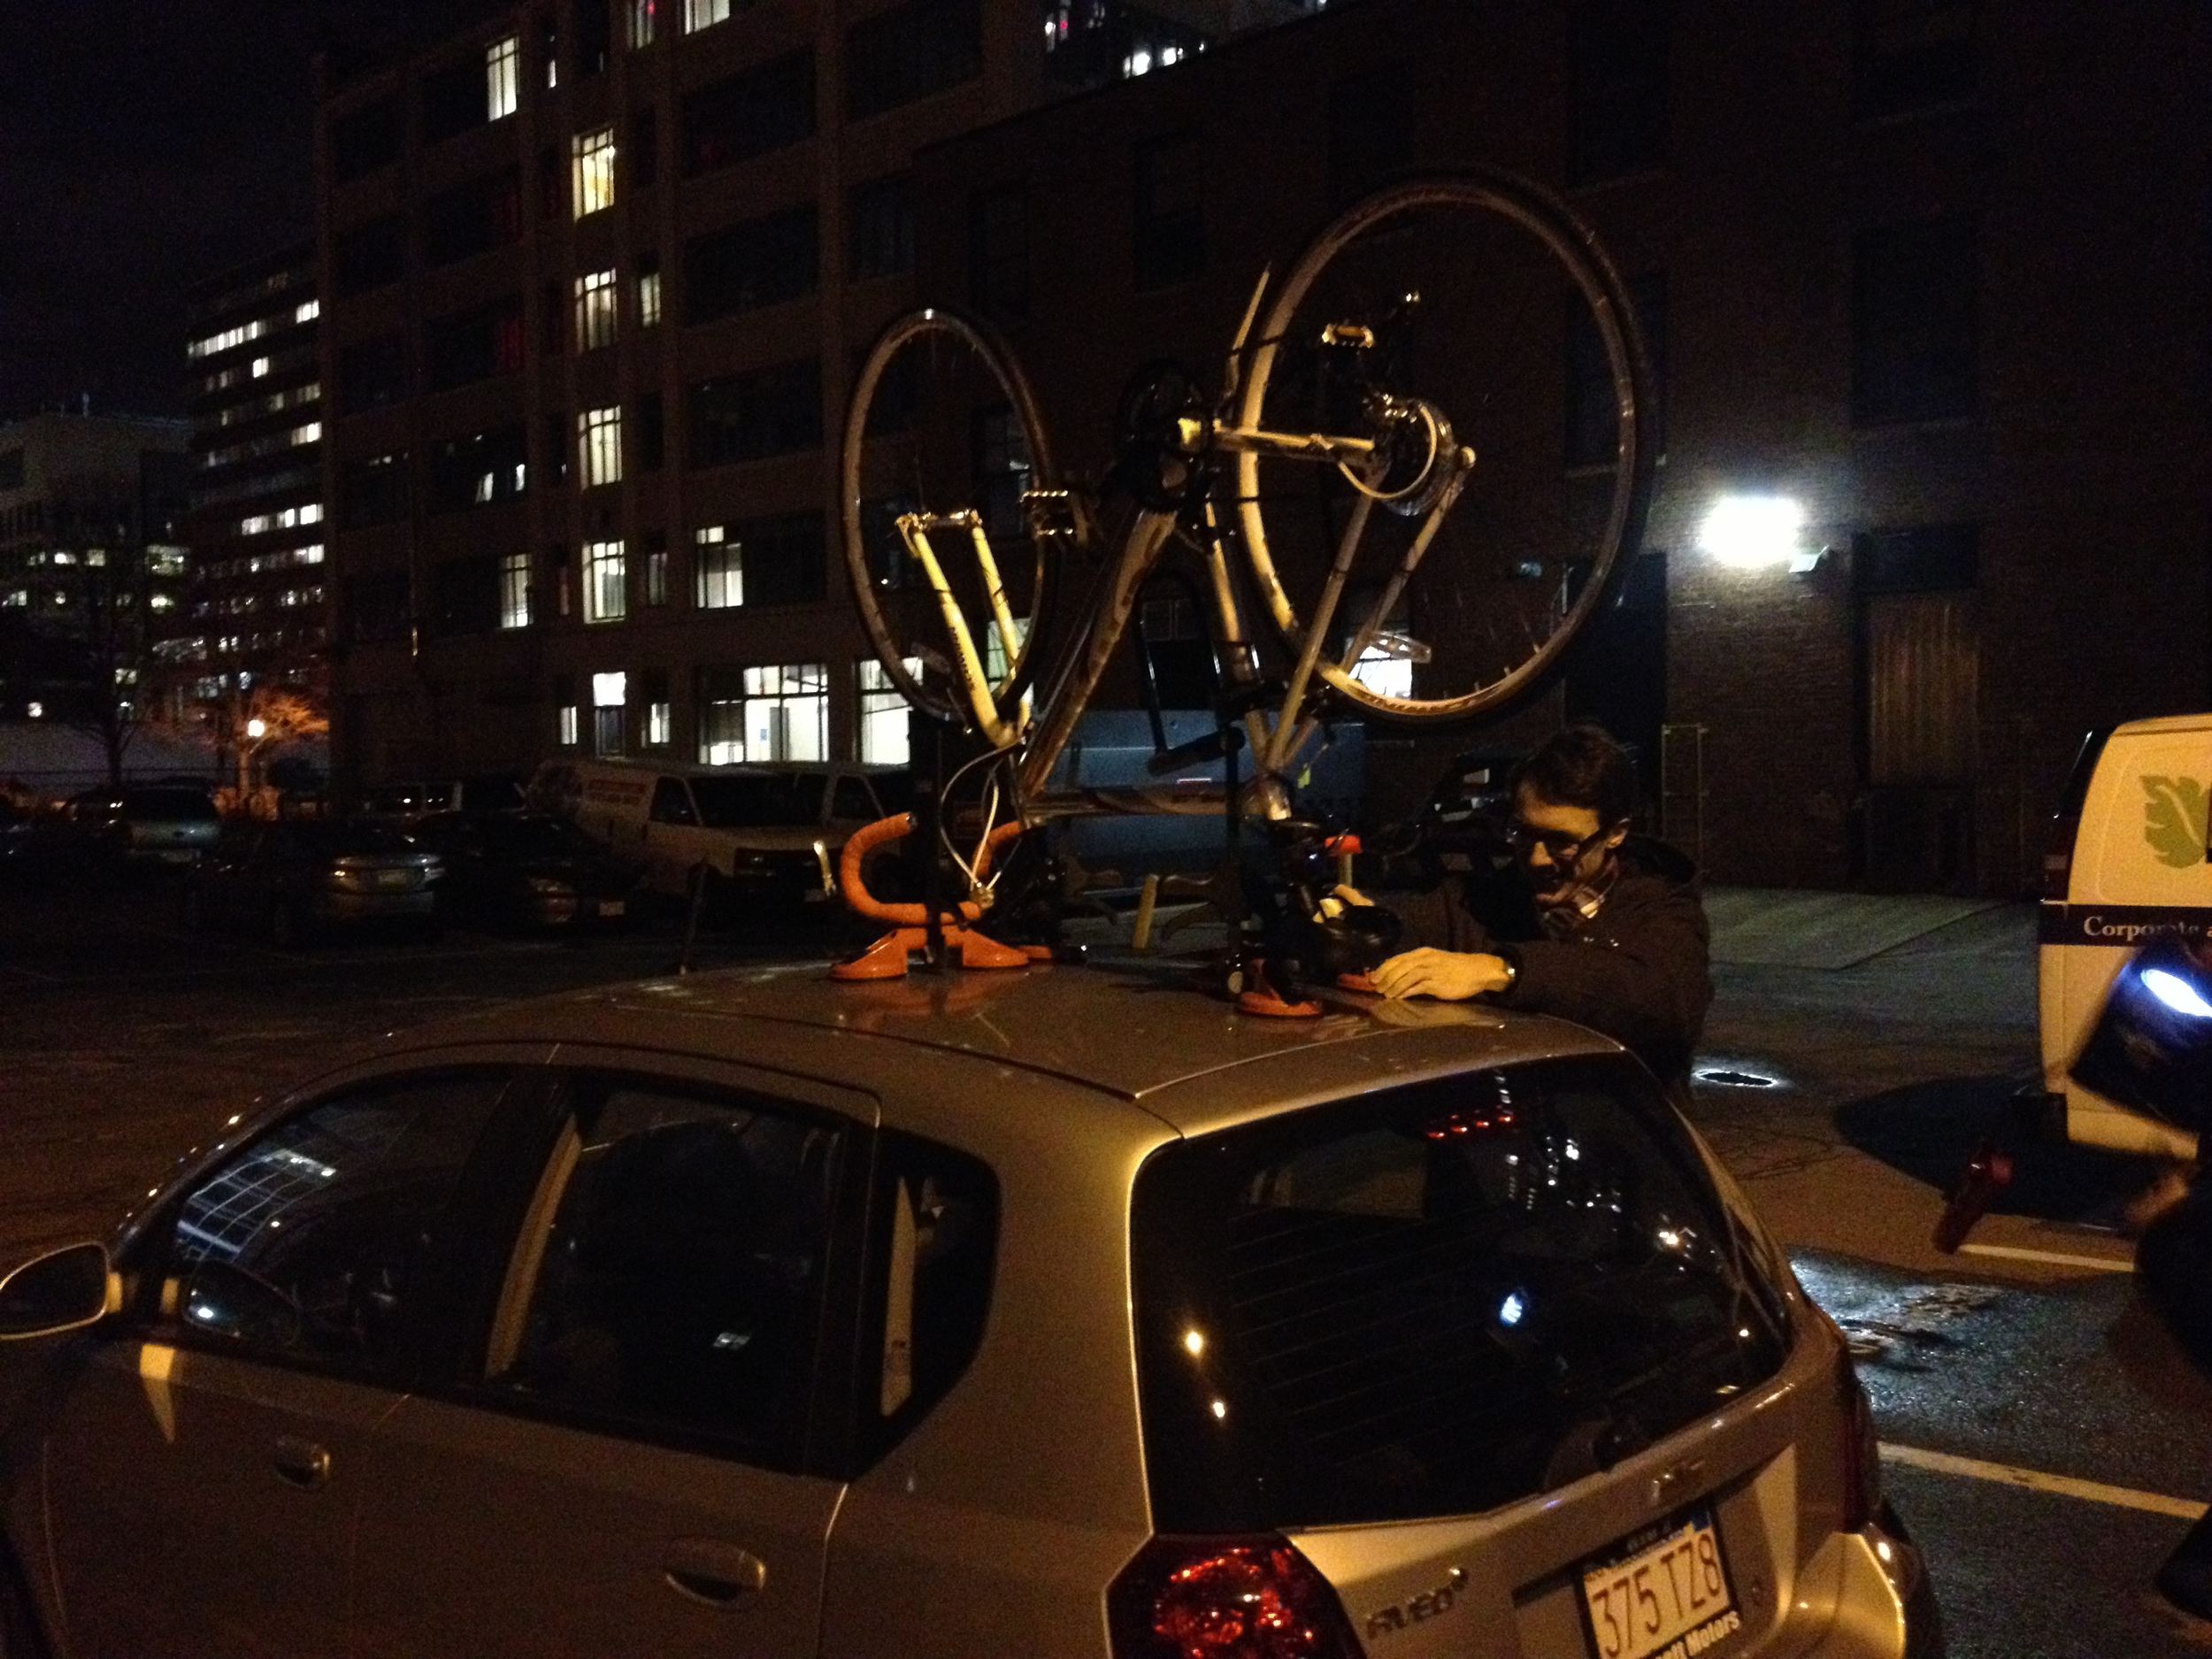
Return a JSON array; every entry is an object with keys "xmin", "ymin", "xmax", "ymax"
[
  {"xmin": 123, "ymin": 788, "xmax": 217, "ymax": 820},
  {"xmin": 691, "ymin": 772, "xmax": 826, "ymax": 827},
  {"xmin": 1130, "ymin": 1056, "xmax": 1792, "ymax": 1532}
]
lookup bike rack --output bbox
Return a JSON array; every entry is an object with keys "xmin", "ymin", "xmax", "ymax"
[{"xmin": 830, "ymin": 814, "xmax": 1043, "ymax": 980}]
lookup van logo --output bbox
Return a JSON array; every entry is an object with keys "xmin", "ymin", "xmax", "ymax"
[
  {"xmin": 2142, "ymin": 775, "xmax": 2208, "ymax": 869},
  {"xmin": 1363, "ymin": 1566, "xmax": 1466, "ymax": 1640}
]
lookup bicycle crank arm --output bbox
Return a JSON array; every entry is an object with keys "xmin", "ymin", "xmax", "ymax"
[{"xmin": 1187, "ymin": 419, "xmax": 1377, "ymax": 465}]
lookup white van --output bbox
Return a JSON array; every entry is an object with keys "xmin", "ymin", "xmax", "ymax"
[
  {"xmin": 531, "ymin": 757, "xmax": 910, "ymax": 904},
  {"xmin": 2039, "ymin": 713, "xmax": 2212, "ymax": 1156}
]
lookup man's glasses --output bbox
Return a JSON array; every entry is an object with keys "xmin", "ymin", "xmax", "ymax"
[{"xmin": 1502, "ymin": 820, "xmax": 1616, "ymax": 862}]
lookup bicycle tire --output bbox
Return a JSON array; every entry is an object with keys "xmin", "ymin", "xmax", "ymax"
[
  {"xmin": 1233, "ymin": 169, "xmax": 1656, "ymax": 725},
  {"xmin": 841, "ymin": 306, "xmax": 1064, "ymax": 733}
]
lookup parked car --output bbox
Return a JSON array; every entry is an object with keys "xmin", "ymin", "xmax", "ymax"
[
  {"xmin": 532, "ymin": 757, "xmax": 911, "ymax": 906},
  {"xmin": 358, "ymin": 775, "xmax": 527, "ymax": 823},
  {"xmin": 411, "ymin": 810, "xmax": 638, "ymax": 931},
  {"xmin": 40, "ymin": 784, "xmax": 221, "ymax": 870},
  {"xmin": 0, "ymin": 960, "xmax": 1939, "ymax": 1659},
  {"xmin": 183, "ymin": 818, "xmax": 443, "ymax": 946},
  {"xmin": 0, "ymin": 797, "xmax": 29, "ymax": 865}
]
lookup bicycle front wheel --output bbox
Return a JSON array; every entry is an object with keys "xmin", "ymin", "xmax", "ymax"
[
  {"xmin": 841, "ymin": 306, "xmax": 1065, "ymax": 733},
  {"xmin": 1233, "ymin": 170, "xmax": 1656, "ymax": 725}
]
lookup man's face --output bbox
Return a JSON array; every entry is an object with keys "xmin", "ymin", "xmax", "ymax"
[{"xmin": 1509, "ymin": 783, "xmax": 1626, "ymax": 894}]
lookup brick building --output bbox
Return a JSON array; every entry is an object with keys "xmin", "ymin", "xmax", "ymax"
[
  {"xmin": 165, "ymin": 242, "xmax": 328, "ymax": 735},
  {"xmin": 316, "ymin": 0, "xmax": 1309, "ymax": 793},
  {"xmin": 906, "ymin": 0, "xmax": 2212, "ymax": 893}
]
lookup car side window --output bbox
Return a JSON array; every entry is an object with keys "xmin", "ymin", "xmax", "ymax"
[
  {"xmin": 650, "ymin": 778, "xmax": 697, "ymax": 826},
  {"xmin": 832, "ymin": 777, "xmax": 878, "ymax": 821},
  {"xmin": 789, "ymin": 773, "xmax": 827, "ymax": 824},
  {"xmin": 164, "ymin": 1071, "xmax": 511, "ymax": 1377},
  {"xmin": 486, "ymin": 1080, "xmax": 844, "ymax": 1463}
]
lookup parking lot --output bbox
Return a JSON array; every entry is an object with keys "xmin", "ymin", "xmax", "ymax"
[{"xmin": 4, "ymin": 868, "xmax": 2211, "ymax": 1655}]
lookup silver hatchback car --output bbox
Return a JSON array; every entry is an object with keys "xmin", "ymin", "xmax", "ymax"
[{"xmin": 0, "ymin": 963, "xmax": 1940, "ymax": 1659}]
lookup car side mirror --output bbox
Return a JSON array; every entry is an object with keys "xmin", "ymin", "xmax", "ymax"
[
  {"xmin": 0, "ymin": 1242, "xmax": 113, "ymax": 1339},
  {"xmin": 181, "ymin": 1261, "xmax": 303, "ymax": 1349}
]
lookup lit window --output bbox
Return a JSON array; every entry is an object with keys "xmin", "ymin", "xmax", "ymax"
[
  {"xmin": 578, "ymin": 406, "xmax": 623, "ymax": 488},
  {"xmin": 582, "ymin": 539, "xmax": 627, "ymax": 623},
  {"xmin": 573, "ymin": 269, "xmax": 618, "ymax": 351},
  {"xmin": 499, "ymin": 550, "xmax": 532, "ymax": 629},
  {"xmin": 251, "ymin": 357, "xmax": 273, "ymax": 379},
  {"xmin": 685, "ymin": 0, "xmax": 731, "ymax": 32},
  {"xmin": 1349, "ymin": 643, "xmax": 1415, "ymax": 700},
  {"xmin": 694, "ymin": 526, "xmax": 741, "ymax": 608},
  {"xmin": 698, "ymin": 662, "xmax": 826, "ymax": 764},
  {"xmin": 628, "ymin": 0, "xmax": 657, "ymax": 47},
  {"xmin": 647, "ymin": 698, "xmax": 671, "ymax": 746},
  {"xmin": 572, "ymin": 127, "xmax": 617, "ymax": 218},
  {"xmin": 295, "ymin": 298, "xmax": 320, "ymax": 325},
  {"xmin": 558, "ymin": 702, "xmax": 580, "ymax": 746},
  {"xmin": 592, "ymin": 671, "xmax": 627, "ymax": 756},
  {"xmin": 637, "ymin": 263, "xmax": 662, "ymax": 327},
  {"xmin": 644, "ymin": 542, "xmax": 669, "ymax": 606},
  {"xmin": 858, "ymin": 657, "xmax": 920, "ymax": 765},
  {"xmin": 487, "ymin": 37, "xmax": 520, "ymax": 119}
]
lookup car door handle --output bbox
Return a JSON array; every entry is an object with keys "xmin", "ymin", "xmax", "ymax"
[
  {"xmin": 270, "ymin": 1435, "xmax": 331, "ymax": 1490},
  {"xmin": 662, "ymin": 1538, "xmax": 766, "ymax": 1608}
]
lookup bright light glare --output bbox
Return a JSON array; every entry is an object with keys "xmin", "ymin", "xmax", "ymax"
[
  {"xmin": 1499, "ymin": 1292, "xmax": 1525, "ymax": 1326},
  {"xmin": 2143, "ymin": 967, "xmax": 2212, "ymax": 1018},
  {"xmin": 1698, "ymin": 495, "xmax": 1805, "ymax": 570},
  {"xmin": 1183, "ymin": 1329, "xmax": 1206, "ymax": 1357},
  {"xmin": 1209, "ymin": 1398, "xmax": 1227, "ymax": 1419}
]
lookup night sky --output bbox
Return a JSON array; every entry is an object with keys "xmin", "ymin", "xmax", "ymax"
[{"xmin": 0, "ymin": 2, "xmax": 455, "ymax": 423}]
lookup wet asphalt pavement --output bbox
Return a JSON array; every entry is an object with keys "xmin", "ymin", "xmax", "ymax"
[{"xmin": 4, "ymin": 873, "xmax": 2211, "ymax": 1655}]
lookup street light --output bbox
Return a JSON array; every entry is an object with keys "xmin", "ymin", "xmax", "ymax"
[
  {"xmin": 1697, "ymin": 494, "xmax": 1824, "ymax": 572},
  {"xmin": 245, "ymin": 718, "xmax": 266, "ymax": 741}
]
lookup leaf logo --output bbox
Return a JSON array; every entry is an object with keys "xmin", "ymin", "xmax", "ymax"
[{"xmin": 2142, "ymin": 775, "xmax": 2208, "ymax": 869}]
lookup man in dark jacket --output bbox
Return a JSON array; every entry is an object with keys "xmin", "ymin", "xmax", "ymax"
[{"xmin": 1362, "ymin": 724, "xmax": 1711, "ymax": 1102}]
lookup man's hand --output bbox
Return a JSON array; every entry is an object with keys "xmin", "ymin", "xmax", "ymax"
[{"xmin": 1372, "ymin": 946, "xmax": 1513, "ymax": 1002}]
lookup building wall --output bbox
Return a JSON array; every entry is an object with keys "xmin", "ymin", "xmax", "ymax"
[{"xmin": 906, "ymin": 0, "xmax": 2212, "ymax": 893}]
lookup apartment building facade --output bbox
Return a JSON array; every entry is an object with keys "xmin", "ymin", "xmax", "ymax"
[
  {"xmin": 906, "ymin": 0, "xmax": 2212, "ymax": 893},
  {"xmin": 318, "ymin": 0, "xmax": 1298, "ymax": 794},
  {"xmin": 164, "ymin": 242, "xmax": 329, "ymax": 732}
]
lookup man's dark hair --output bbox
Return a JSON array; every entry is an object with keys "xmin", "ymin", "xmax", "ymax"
[{"xmin": 1516, "ymin": 723, "xmax": 1638, "ymax": 826}]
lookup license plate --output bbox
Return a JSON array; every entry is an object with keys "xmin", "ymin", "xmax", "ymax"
[
  {"xmin": 1579, "ymin": 1508, "xmax": 1738, "ymax": 1659},
  {"xmin": 596, "ymin": 899, "xmax": 625, "ymax": 918},
  {"xmin": 375, "ymin": 869, "xmax": 414, "ymax": 889}
]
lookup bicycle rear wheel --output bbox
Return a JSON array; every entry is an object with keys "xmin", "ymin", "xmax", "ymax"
[
  {"xmin": 1233, "ymin": 169, "xmax": 1655, "ymax": 725},
  {"xmin": 841, "ymin": 307, "xmax": 1065, "ymax": 734}
]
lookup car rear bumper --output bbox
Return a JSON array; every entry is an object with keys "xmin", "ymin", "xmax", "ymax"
[
  {"xmin": 1794, "ymin": 1510, "xmax": 1943, "ymax": 1658},
  {"xmin": 315, "ymin": 891, "xmax": 438, "ymax": 924}
]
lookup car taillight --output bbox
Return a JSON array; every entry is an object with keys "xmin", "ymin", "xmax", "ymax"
[
  {"xmin": 1109, "ymin": 1536, "xmax": 1366, "ymax": 1659},
  {"xmin": 1839, "ymin": 1357, "xmax": 1883, "ymax": 1532},
  {"xmin": 2040, "ymin": 812, "xmax": 2079, "ymax": 901}
]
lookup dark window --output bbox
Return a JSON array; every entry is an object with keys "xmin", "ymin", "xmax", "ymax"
[
  {"xmin": 1130, "ymin": 1056, "xmax": 1790, "ymax": 1532},
  {"xmin": 538, "ymin": 144, "xmax": 565, "ymax": 219},
  {"xmin": 1327, "ymin": 65, "xmax": 1412, "ymax": 206},
  {"xmin": 1854, "ymin": 0, "xmax": 1976, "ymax": 120},
  {"xmin": 1041, "ymin": 0, "xmax": 1210, "ymax": 95},
  {"xmin": 163, "ymin": 1072, "xmax": 510, "ymax": 1376},
  {"xmin": 1852, "ymin": 216, "xmax": 1977, "ymax": 425},
  {"xmin": 0, "ymin": 450, "xmax": 21, "ymax": 491},
  {"xmin": 849, "ymin": 1129, "xmax": 998, "ymax": 1468},
  {"xmin": 341, "ymin": 451, "xmax": 411, "ymax": 529},
  {"xmin": 682, "ymin": 50, "xmax": 816, "ymax": 176},
  {"xmin": 685, "ymin": 204, "xmax": 818, "ymax": 324},
  {"xmin": 424, "ymin": 167, "xmax": 524, "ymax": 266},
  {"xmin": 543, "ymin": 413, "xmax": 571, "ymax": 487},
  {"xmin": 848, "ymin": 173, "xmax": 915, "ymax": 282},
  {"xmin": 972, "ymin": 405, "xmax": 1031, "ymax": 543},
  {"xmin": 1569, "ymin": 0, "xmax": 1671, "ymax": 185},
  {"xmin": 541, "ymin": 280, "xmax": 565, "ymax": 357},
  {"xmin": 425, "ymin": 296, "xmax": 527, "ymax": 391},
  {"xmin": 427, "ymin": 424, "xmax": 528, "ymax": 512},
  {"xmin": 334, "ymin": 214, "xmax": 406, "ymax": 297},
  {"xmin": 337, "ymin": 333, "xmax": 410, "ymax": 412},
  {"xmin": 577, "ymin": 0, "xmax": 613, "ymax": 75},
  {"xmin": 846, "ymin": 0, "xmax": 979, "ymax": 119},
  {"xmin": 430, "ymin": 555, "xmax": 502, "ymax": 634},
  {"xmin": 1855, "ymin": 522, "xmax": 1978, "ymax": 594},
  {"xmin": 344, "ymin": 567, "xmax": 413, "ymax": 642},
  {"xmin": 649, "ymin": 778, "xmax": 696, "ymax": 824},
  {"xmin": 1134, "ymin": 131, "xmax": 1204, "ymax": 289},
  {"xmin": 688, "ymin": 360, "xmax": 822, "ymax": 466},
  {"xmin": 630, "ymin": 104, "xmax": 659, "ymax": 188},
  {"xmin": 969, "ymin": 183, "xmax": 1026, "ymax": 319},
  {"xmin": 421, "ymin": 51, "xmax": 491, "ymax": 143},
  {"xmin": 331, "ymin": 96, "xmax": 404, "ymax": 182},
  {"xmin": 483, "ymin": 1078, "xmax": 844, "ymax": 1462},
  {"xmin": 634, "ymin": 393, "xmax": 665, "ymax": 473},
  {"xmin": 730, "ymin": 511, "xmax": 826, "ymax": 606},
  {"xmin": 1566, "ymin": 272, "xmax": 1667, "ymax": 467}
]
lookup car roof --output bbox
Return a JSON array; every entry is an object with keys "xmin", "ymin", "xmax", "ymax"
[{"xmin": 378, "ymin": 958, "xmax": 1621, "ymax": 1138}]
